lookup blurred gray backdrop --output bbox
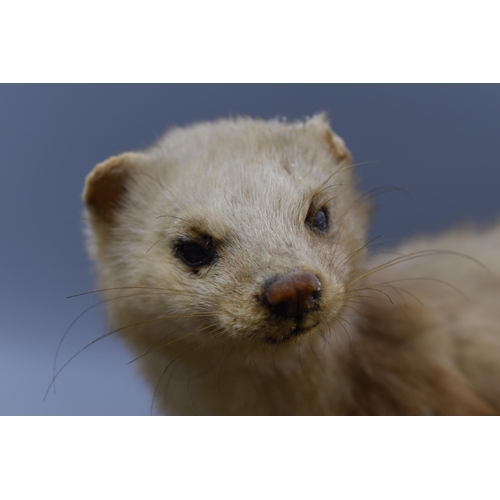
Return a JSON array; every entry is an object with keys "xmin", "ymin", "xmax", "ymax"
[{"xmin": 1, "ymin": 84, "xmax": 499, "ymax": 415}]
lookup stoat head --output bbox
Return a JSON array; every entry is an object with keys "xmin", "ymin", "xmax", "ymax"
[{"xmin": 83, "ymin": 114, "xmax": 370, "ymax": 347}]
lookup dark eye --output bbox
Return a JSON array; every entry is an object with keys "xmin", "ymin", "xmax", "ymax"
[
  {"xmin": 307, "ymin": 207, "xmax": 329, "ymax": 233},
  {"xmin": 175, "ymin": 239, "xmax": 216, "ymax": 268}
]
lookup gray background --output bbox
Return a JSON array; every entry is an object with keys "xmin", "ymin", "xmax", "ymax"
[{"xmin": 1, "ymin": 84, "xmax": 499, "ymax": 415}]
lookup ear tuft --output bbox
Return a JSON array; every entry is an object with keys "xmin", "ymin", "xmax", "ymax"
[
  {"xmin": 83, "ymin": 153, "xmax": 141, "ymax": 223},
  {"xmin": 305, "ymin": 112, "xmax": 351, "ymax": 163},
  {"xmin": 323, "ymin": 127, "xmax": 351, "ymax": 163},
  {"xmin": 306, "ymin": 111, "xmax": 330, "ymax": 126}
]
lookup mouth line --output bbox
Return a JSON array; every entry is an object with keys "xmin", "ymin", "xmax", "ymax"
[{"xmin": 264, "ymin": 321, "xmax": 320, "ymax": 345}]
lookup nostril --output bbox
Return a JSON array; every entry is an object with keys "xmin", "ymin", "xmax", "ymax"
[
  {"xmin": 264, "ymin": 272, "xmax": 322, "ymax": 319},
  {"xmin": 271, "ymin": 301, "xmax": 296, "ymax": 318}
]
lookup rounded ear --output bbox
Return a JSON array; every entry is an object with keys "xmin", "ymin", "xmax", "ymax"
[
  {"xmin": 83, "ymin": 152, "xmax": 145, "ymax": 223},
  {"xmin": 305, "ymin": 112, "xmax": 351, "ymax": 163}
]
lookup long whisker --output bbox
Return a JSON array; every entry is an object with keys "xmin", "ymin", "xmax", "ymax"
[
  {"xmin": 347, "ymin": 250, "xmax": 490, "ymax": 289},
  {"xmin": 337, "ymin": 235, "xmax": 382, "ymax": 270},
  {"xmin": 146, "ymin": 232, "xmax": 174, "ymax": 253},
  {"xmin": 335, "ymin": 316, "xmax": 352, "ymax": 353},
  {"xmin": 359, "ymin": 186, "xmax": 410, "ymax": 203},
  {"xmin": 315, "ymin": 184, "xmax": 346, "ymax": 195},
  {"xmin": 67, "ymin": 286, "xmax": 204, "ymax": 300},
  {"xmin": 151, "ymin": 330, "xmax": 225, "ymax": 415},
  {"xmin": 236, "ymin": 344, "xmax": 257, "ymax": 373},
  {"xmin": 337, "ymin": 185, "xmax": 408, "ymax": 225},
  {"xmin": 341, "ymin": 286, "xmax": 394, "ymax": 304},
  {"xmin": 307, "ymin": 338, "xmax": 326, "ymax": 378},
  {"xmin": 297, "ymin": 343, "xmax": 308, "ymax": 381},
  {"xmin": 67, "ymin": 286, "xmax": 171, "ymax": 298},
  {"xmin": 316, "ymin": 160, "xmax": 381, "ymax": 192},
  {"xmin": 217, "ymin": 344, "xmax": 239, "ymax": 393},
  {"xmin": 341, "ymin": 304, "xmax": 363, "ymax": 315},
  {"xmin": 185, "ymin": 334, "xmax": 228, "ymax": 415},
  {"xmin": 376, "ymin": 284, "xmax": 424, "ymax": 307},
  {"xmin": 44, "ymin": 314, "xmax": 194, "ymax": 401},
  {"xmin": 344, "ymin": 294, "xmax": 409, "ymax": 318},
  {"xmin": 328, "ymin": 320, "xmax": 339, "ymax": 344},
  {"xmin": 125, "ymin": 323, "xmax": 195, "ymax": 365},
  {"xmin": 150, "ymin": 349, "xmax": 191, "ymax": 415},
  {"xmin": 135, "ymin": 168, "xmax": 189, "ymax": 210},
  {"xmin": 53, "ymin": 291, "xmax": 186, "ymax": 393},
  {"xmin": 330, "ymin": 221, "xmax": 347, "ymax": 267},
  {"xmin": 321, "ymin": 195, "xmax": 338, "ymax": 206},
  {"xmin": 126, "ymin": 321, "xmax": 221, "ymax": 365},
  {"xmin": 370, "ymin": 277, "xmax": 470, "ymax": 301},
  {"xmin": 166, "ymin": 336, "xmax": 226, "ymax": 383},
  {"xmin": 156, "ymin": 214, "xmax": 190, "ymax": 223}
]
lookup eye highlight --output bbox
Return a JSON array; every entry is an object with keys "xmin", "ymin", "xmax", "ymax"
[
  {"xmin": 174, "ymin": 237, "xmax": 216, "ymax": 268},
  {"xmin": 306, "ymin": 207, "xmax": 329, "ymax": 233}
]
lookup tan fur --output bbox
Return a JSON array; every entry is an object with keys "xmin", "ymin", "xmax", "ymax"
[{"xmin": 83, "ymin": 115, "xmax": 500, "ymax": 415}]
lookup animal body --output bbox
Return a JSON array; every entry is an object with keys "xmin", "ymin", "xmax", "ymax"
[{"xmin": 82, "ymin": 114, "xmax": 500, "ymax": 415}]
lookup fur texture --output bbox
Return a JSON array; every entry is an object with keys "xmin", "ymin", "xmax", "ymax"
[{"xmin": 83, "ymin": 115, "xmax": 500, "ymax": 415}]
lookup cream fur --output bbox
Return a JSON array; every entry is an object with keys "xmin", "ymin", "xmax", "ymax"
[{"xmin": 83, "ymin": 115, "xmax": 500, "ymax": 415}]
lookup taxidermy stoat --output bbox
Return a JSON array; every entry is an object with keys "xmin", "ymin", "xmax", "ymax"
[{"xmin": 81, "ymin": 114, "xmax": 500, "ymax": 415}]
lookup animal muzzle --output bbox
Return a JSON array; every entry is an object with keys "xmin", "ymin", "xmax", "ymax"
[{"xmin": 263, "ymin": 271, "xmax": 322, "ymax": 320}]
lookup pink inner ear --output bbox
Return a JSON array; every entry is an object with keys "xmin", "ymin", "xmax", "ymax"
[{"xmin": 84, "ymin": 156, "xmax": 131, "ymax": 223}]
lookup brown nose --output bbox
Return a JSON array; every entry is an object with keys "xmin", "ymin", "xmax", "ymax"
[{"xmin": 264, "ymin": 272, "xmax": 322, "ymax": 319}]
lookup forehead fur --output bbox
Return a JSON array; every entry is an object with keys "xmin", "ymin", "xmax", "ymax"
[
  {"xmin": 142, "ymin": 115, "xmax": 351, "ymax": 208},
  {"xmin": 148, "ymin": 114, "xmax": 336, "ymax": 164}
]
